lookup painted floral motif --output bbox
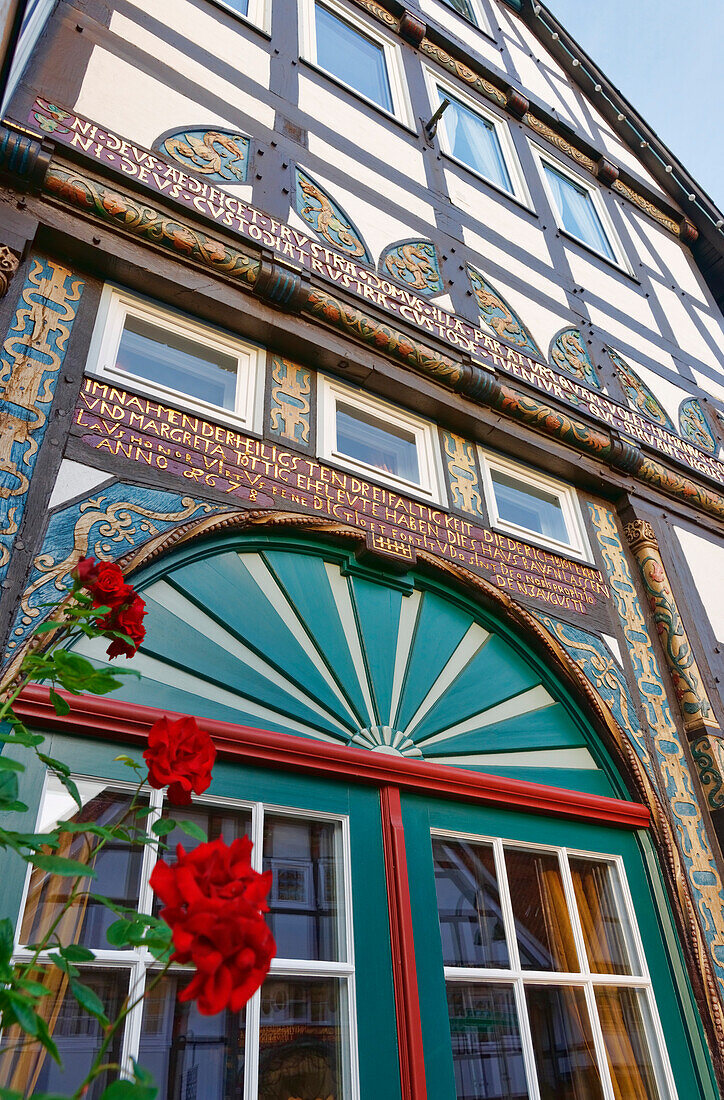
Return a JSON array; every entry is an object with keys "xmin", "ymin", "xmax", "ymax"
[
  {"xmin": 442, "ymin": 432, "xmax": 484, "ymax": 517},
  {"xmin": 379, "ymin": 240, "xmax": 443, "ymax": 296},
  {"xmin": 607, "ymin": 349, "xmax": 675, "ymax": 431},
  {"xmin": 269, "ymin": 356, "xmax": 311, "ymax": 445},
  {"xmin": 679, "ymin": 397, "xmax": 718, "ymax": 455},
  {"xmin": 549, "ymin": 327, "xmax": 600, "ymax": 389},
  {"xmin": 293, "ymin": 168, "xmax": 371, "ymax": 261},
  {"xmin": 466, "ymin": 266, "xmax": 542, "ymax": 357},
  {"xmin": 158, "ymin": 128, "xmax": 250, "ymax": 183}
]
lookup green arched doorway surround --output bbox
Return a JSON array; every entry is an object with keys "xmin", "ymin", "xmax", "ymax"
[{"xmin": 76, "ymin": 530, "xmax": 628, "ymax": 799}]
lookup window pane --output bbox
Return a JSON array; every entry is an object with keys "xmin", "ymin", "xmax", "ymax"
[
  {"xmin": 221, "ymin": 0, "xmax": 249, "ymax": 14},
  {"xmin": 115, "ymin": 314, "xmax": 239, "ymax": 409},
  {"xmin": 21, "ymin": 780, "xmax": 146, "ymax": 950},
  {"xmin": 445, "ymin": 0, "xmax": 477, "ymax": 22},
  {"xmin": 569, "ymin": 858, "xmax": 636, "ymax": 975},
  {"xmin": 433, "ymin": 838, "xmax": 509, "ymax": 968},
  {"xmin": 258, "ymin": 976, "xmax": 347, "ymax": 1100},
  {"xmin": 595, "ymin": 987, "xmax": 666, "ymax": 1099},
  {"xmin": 446, "ymin": 983, "xmax": 528, "ymax": 1100},
  {"xmin": 315, "ymin": 3, "xmax": 393, "ymax": 112},
  {"xmin": 505, "ymin": 848, "xmax": 578, "ymax": 972},
  {"xmin": 441, "ymin": 89, "xmax": 513, "ymax": 193},
  {"xmin": 0, "ymin": 968, "xmax": 126, "ymax": 1099},
  {"xmin": 138, "ymin": 972, "xmax": 247, "ymax": 1099},
  {"xmin": 542, "ymin": 163, "xmax": 615, "ymax": 260},
  {"xmin": 526, "ymin": 985, "xmax": 604, "ymax": 1100},
  {"xmin": 491, "ymin": 469, "xmax": 569, "ymax": 545},
  {"xmin": 263, "ymin": 816, "xmax": 345, "ymax": 961},
  {"xmin": 336, "ymin": 404, "xmax": 420, "ymax": 483}
]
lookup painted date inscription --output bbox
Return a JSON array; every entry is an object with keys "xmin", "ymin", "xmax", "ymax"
[{"xmin": 74, "ymin": 380, "xmax": 609, "ymax": 615}]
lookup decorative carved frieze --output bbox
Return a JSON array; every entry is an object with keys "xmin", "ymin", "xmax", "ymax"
[{"xmin": 0, "ymin": 246, "xmax": 20, "ymax": 298}]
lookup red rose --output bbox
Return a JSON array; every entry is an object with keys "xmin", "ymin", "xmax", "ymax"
[
  {"xmin": 73, "ymin": 556, "xmax": 131, "ymax": 608},
  {"xmin": 143, "ymin": 715, "xmax": 216, "ymax": 804},
  {"xmin": 105, "ymin": 594, "xmax": 147, "ymax": 659},
  {"xmin": 150, "ymin": 836, "xmax": 275, "ymax": 1015}
]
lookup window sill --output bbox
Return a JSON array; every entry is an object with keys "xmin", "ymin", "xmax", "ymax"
[
  {"xmin": 208, "ymin": 0, "xmax": 271, "ymax": 38},
  {"xmin": 299, "ymin": 56, "xmax": 418, "ymax": 137},
  {"xmin": 490, "ymin": 521, "xmax": 592, "ymax": 565}
]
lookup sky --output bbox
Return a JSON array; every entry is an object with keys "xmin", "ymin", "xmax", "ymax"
[{"xmin": 546, "ymin": 1, "xmax": 724, "ymax": 213}]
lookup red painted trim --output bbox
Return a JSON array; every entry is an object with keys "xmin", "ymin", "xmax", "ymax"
[
  {"xmin": 381, "ymin": 785, "xmax": 427, "ymax": 1100},
  {"xmin": 16, "ymin": 686, "xmax": 651, "ymax": 830}
]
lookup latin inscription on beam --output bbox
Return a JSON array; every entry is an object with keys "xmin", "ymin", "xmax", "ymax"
[{"xmin": 73, "ymin": 380, "xmax": 610, "ymax": 616}]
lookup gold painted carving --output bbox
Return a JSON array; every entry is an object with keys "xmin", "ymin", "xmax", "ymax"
[
  {"xmin": 624, "ymin": 518, "xmax": 717, "ymax": 732},
  {"xmin": 524, "ymin": 114, "xmax": 597, "ymax": 172},
  {"xmin": 383, "ymin": 243, "xmax": 439, "ymax": 293},
  {"xmin": 419, "ymin": 39, "xmax": 507, "ymax": 107},
  {"xmin": 0, "ymin": 246, "xmax": 20, "ymax": 298},
  {"xmin": 297, "ymin": 174, "xmax": 366, "ymax": 258},
  {"xmin": 164, "ymin": 131, "xmax": 248, "ymax": 180},
  {"xmin": 348, "ymin": 0, "xmax": 398, "ymax": 28},
  {"xmin": 269, "ymin": 356, "xmax": 311, "ymax": 444},
  {"xmin": 442, "ymin": 432, "xmax": 484, "ymax": 516},
  {"xmin": 611, "ymin": 179, "xmax": 680, "ymax": 235}
]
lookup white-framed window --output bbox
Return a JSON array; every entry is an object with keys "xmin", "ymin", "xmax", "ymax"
[
  {"xmin": 479, "ymin": 450, "xmax": 591, "ymax": 560},
  {"xmin": 423, "ymin": 68, "xmax": 531, "ymax": 205},
  {"xmin": 436, "ymin": 0, "xmax": 493, "ymax": 36},
  {"xmin": 2, "ymin": 774, "xmax": 358, "ymax": 1100},
  {"xmin": 299, "ymin": 0, "xmax": 413, "ymax": 126},
  {"xmin": 210, "ymin": 0, "xmax": 269, "ymax": 33},
  {"xmin": 87, "ymin": 286, "xmax": 265, "ymax": 431},
  {"xmin": 433, "ymin": 830, "xmax": 677, "ymax": 1100},
  {"xmin": 318, "ymin": 375, "xmax": 445, "ymax": 503},
  {"xmin": 531, "ymin": 145, "xmax": 632, "ymax": 271}
]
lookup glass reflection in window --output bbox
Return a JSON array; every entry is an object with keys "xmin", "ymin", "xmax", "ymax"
[
  {"xmin": 505, "ymin": 848, "xmax": 579, "ymax": 972},
  {"xmin": 439, "ymin": 89, "xmax": 513, "ymax": 194},
  {"xmin": 258, "ymin": 977, "xmax": 346, "ymax": 1100},
  {"xmin": 433, "ymin": 838, "xmax": 509, "ymax": 968},
  {"xmin": 335, "ymin": 403, "xmax": 420, "ymax": 483},
  {"xmin": 526, "ymin": 985, "xmax": 604, "ymax": 1100},
  {"xmin": 315, "ymin": 3, "xmax": 393, "ymax": 112},
  {"xmin": 542, "ymin": 162, "xmax": 616, "ymax": 261},
  {"xmin": 446, "ymin": 983, "xmax": 528, "ymax": 1100},
  {"xmin": 115, "ymin": 315, "xmax": 239, "ymax": 409},
  {"xmin": 490, "ymin": 468, "xmax": 569, "ymax": 545}
]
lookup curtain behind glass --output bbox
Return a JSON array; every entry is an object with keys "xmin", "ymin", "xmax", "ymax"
[
  {"xmin": 543, "ymin": 164, "xmax": 615, "ymax": 260},
  {"xmin": 442, "ymin": 91, "xmax": 512, "ymax": 193},
  {"xmin": 316, "ymin": 3, "xmax": 393, "ymax": 112}
]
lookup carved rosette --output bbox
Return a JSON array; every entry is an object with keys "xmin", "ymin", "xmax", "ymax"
[{"xmin": 624, "ymin": 518, "xmax": 718, "ymax": 734}]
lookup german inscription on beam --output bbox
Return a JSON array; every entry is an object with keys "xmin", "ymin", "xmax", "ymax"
[{"xmin": 73, "ymin": 380, "xmax": 609, "ymax": 616}]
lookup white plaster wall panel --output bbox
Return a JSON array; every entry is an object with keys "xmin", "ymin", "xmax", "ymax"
[
  {"xmin": 585, "ymin": 304, "xmax": 679, "ymax": 370},
  {"xmin": 301, "ymin": 168, "xmax": 418, "ymax": 265},
  {"xmin": 462, "ymin": 225, "xmax": 568, "ymax": 305},
  {"xmin": 75, "ymin": 49, "xmax": 274, "ymax": 146},
  {"xmin": 596, "ymin": 131, "xmax": 668, "ymax": 198},
  {"xmin": 419, "ymin": 0, "xmax": 502, "ymax": 68},
  {"xmin": 298, "ymin": 77, "xmax": 426, "ymax": 185},
  {"xmin": 654, "ymin": 285, "xmax": 724, "ymax": 373},
  {"xmin": 48, "ymin": 461, "xmax": 111, "ymax": 509},
  {"xmin": 630, "ymin": 360, "xmax": 691, "ymax": 428},
  {"xmin": 443, "ymin": 169, "xmax": 551, "ymax": 264},
  {"xmin": 674, "ymin": 528, "xmax": 724, "ymax": 643},
  {"xmin": 633, "ymin": 214, "xmax": 709, "ymax": 305},
  {"xmin": 110, "ymin": 11, "xmax": 271, "ymax": 106},
  {"xmin": 503, "ymin": 42, "xmax": 576, "ymax": 124},
  {"xmin": 307, "ymin": 135, "xmax": 436, "ymax": 224},
  {"xmin": 117, "ymin": 0, "xmax": 270, "ymax": 77},
  {"xmin": 473, "ymin": 273, "xmax": 570, "ymax": 355},
  {"xmin": 692, "ymin": 306, "xmax": 724, "ymax": 370},
  {"xmin": 692, "ymin": 369, "xmax": 724, "ymax": 405},
  {"xmin": 499, "ymin": 9, "xmax": 569, "ymax": 82},
  {"xmin": 566, "ymin": 252, "xmax": 659, "ymax": 333},
  {"xmin": 624, "ymin": 214, "xmax": 665, "ymax": 278}
]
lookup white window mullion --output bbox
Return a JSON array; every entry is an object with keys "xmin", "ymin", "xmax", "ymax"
[
  {"xmin": 582, "ymin": 979, "xmax": 617, "ymax": 1100},
  {"xmin": 514, "ymin": 976, "xmax": 542, "ymax": 1100},
  {"xmin": 244, "ymin": 986, "xmax": 262, "ymax": 1100},
  {"xmin": 119, "ymin": 958, "xmax": 148, "ymax": 1079}
]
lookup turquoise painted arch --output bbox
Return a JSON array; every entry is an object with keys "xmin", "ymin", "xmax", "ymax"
[{"xmin": 74, "ymin": 534, "xmax": 625, "ymax": 797}]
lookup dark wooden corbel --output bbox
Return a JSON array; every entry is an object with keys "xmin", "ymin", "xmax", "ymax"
[
  {"xmin": 505, "ymin": 88, "xmax": 529, "ymax": 120},
  {"xmin": 679, "ymin": 217, "xmax": 699, "ymax": 245},
  {"xmin": 252, "ymin": 252, "xmax": 311, "ymax": 313},
  {"xmin": 398, "ymin": 9, "xmax": 426, "ymax": 47},
  {"xmin": 607, "ymin": 431, "xmax": 643, "ymax": 476},
  {"xmin": 595, "ymin": 155, "xmax": 619, "ymax": 186},
  {"xmin": 0, "ymin": 123, "xmax": 54, "ymax": 191}
]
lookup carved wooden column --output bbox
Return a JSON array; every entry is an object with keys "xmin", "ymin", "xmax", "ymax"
[{"xmin": 624, "ymin": 518, "xmax": 724, "ymax": 822}]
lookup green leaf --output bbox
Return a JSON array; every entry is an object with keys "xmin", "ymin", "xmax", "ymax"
[
  {"xmin": 0, "ymin": 918, "xmax": 13, "ymax": 965},
  {"xmin": 100, "ymin": 1081, "xmax": 157, "ymax": 1100},
  {"xmin": 176, "ymin": 820, "xmax": 207, "ymax": 841},
  {"xmin": 28, "ymin": 853, "xmax": 97, "ymax": 878},
  {"xmin": 106, "ymin": 918, "xmax": 132, "ymax": 947},
  {"xmin": 58, "ymin": 822, "xmax": 117, "ymax": 840},
  {"xmin": 114, "ymin": 754, "xmax": 143, "ymax": 773},
  {"xmin": 35, "ymin": 1014, "xmax": 61, "ymax": 1064},
  {"xmin": 0, "ymin": 757, "xmax": 25, "ymax": 773},
  {"xmin": 0, "ymin": 728, "xmax": 44, "ymax": 746},
  {"xmin": 36, "ymin": 752, "xmax": 70, "ymax": 777},
  {"xmin": 0, "ymin": 770, "xmax": 19, "ymax": 808},
  {"xmin": 0, "ymin": 1087, "xmax": 24, "ymax": 1099},
  {"xmin": 48, "ymin": 952, "xmax": 79, "ymax": 977},
  {"xmin": 9, "ymin": 997, "xmax": 38, "ymax": 1035},
  {"xmin": 151, "ymin": 819, "xmax": 176, "ymax": 837},
  {"xmin": 59, "ymin": 943, "xmax": 95, "ymax": 962},
  {"xmin": 15, "ymin": 977, "xmax": 51, "ymax": 997},
  {"xmin": 32, "ymin": 621, "xmax": 62, "ymax": 635},
  {"xmin": 70, "ymin": 978, "xmax": 109, "ymax": 1025},
  {"xmin": 48, "ymin": 688, "xmax": 71, "ymax": 716}
]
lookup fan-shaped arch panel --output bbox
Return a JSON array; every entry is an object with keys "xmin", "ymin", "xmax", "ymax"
[{"xmin": 75, "ymin": 539, "xmax": 616, "ymax": 794}]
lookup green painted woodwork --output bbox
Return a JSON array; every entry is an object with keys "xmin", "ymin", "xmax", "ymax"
[
  {"xmin": 71, "ymin": 534, "xmax": 620, "ymax": 794},
  {"xmin": 402, "ymin": 792, "xmax": 720, "ymax": 1100}
]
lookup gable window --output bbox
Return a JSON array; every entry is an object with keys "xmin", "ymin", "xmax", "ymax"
[
  {"xmin": 213, "ymin": 0, "xmax": 268, "ymax": 29},
  {"xmin": 301, "ymin": 0, "xmax": 412, "ymax": 124},
  {"xmin": 424, "ymin": 71, "xmax": 530, "ymax": 203},
  {"xmin": 532, "ymin": 147, "xmax": 631, "ymax": 270},
  {"xmin": 88, "ymin": 287, "xmax": 264, "ymax": 429},
  {"xmin": 318, "ymin": 375, "xmax": 443, "ymax": 501},
  {"xmin": 480, "ymin": 451, "xmax": 591, "ymax": 559},
  {"xmin": 1, "ymin": 776, "xmax": 356, "ymax": 1100},
  {"xmin": 434, "ymin": 833, "xmax": 675, "ymax": 1100}
]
